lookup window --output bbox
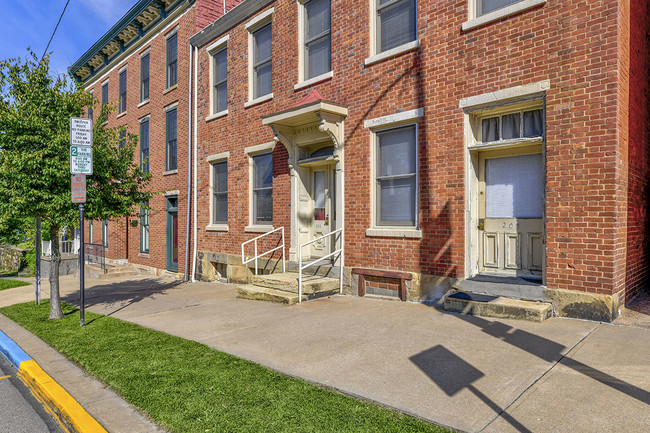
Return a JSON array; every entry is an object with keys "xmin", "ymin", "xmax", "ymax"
[
  {"xmin": 252, "ymin": 152, "xmax": 273, "ymax": 224},
  {"xmin": 88, "ymin": 220, "xmax": 93, "ymax": 243},
  {"xmin": 141, "ymin": 53, "xmax": 150, "ymax": 102},
  {"xmin": 140, "ymin": 202, "xmax": 150, "ymax": 254},
  {"xmin": 303, "ymin": 0, "xmax": 331, "ymax": 80},
  {"xmin": 252, "ymin": 23, "xmax": 272, "ymax": 99},
  {"xmin": 118, "ymin": 128, "xmax": 126, "ymax": 148},
  {"xmin": 166, "ymin": 32, "xmax": 177, "ymax": 88},
  {"xmin": 478, "ymin": 0, "xmax": 524, "ymax": 16},
  {"xmin": 102, "ymin": 220, "xmax": 108, "ymax": 248},
  {"xmin": 376, "ymin": 0, "xmax": 417, "ymax": 53},
  {"xmin": 118, "ymin": 69, "xmax": 127, "ymax": 114},
  {"xmin": 166, "ymin": 108, "xmax": 177, "ymax": 170},
  {"xmin": 212, "ymin": 47, "xmax": 227, "ymax": 113},
  {"xmin": 479, "ymin": 109, "xmax": 543, "ymax": 144},
  {"xmin": 101, "ymin": 82, "xmax": 108, "ymax": 108},
  {"xmin": 140, "ymin": 118, "xmax": 149, "ymax": 172},
  {"xmin": 88, "ymin": 91, "xmax": 93, "ymax": 122},
  {"xmin": 375, "ymin": 125, "xmax": 417, "ymax": 226},
  {"xmin": 212, "ymin": 161, "xmax": 228, "ymax": 224}
]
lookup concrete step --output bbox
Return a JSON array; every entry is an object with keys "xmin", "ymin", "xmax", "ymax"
[
  {"xmin": 236, "ymin": 285, "xmax": 302, "ymax": 305},
  {"xmin": 82, "ymin": 264, "xmax": 137, "ymax": 279},
  {"xmin": 251, "ymin": 272, "xmax": 340, "ymax": 295},
  {"xmin": 444, "ymin": 291, "xmax": 552, "ymax": 322}
]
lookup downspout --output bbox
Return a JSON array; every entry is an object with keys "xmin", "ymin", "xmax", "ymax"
[
  {"xmin": 184, "ymin": 41, "xmax": 193, "ymax": 281},
  {"xmin": 191, "ymin": 45, "xmax": 198, "ymax": 282}
]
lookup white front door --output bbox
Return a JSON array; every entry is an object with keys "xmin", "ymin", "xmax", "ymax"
[
  {"xmin": 310, "ymin": 168, "xmax": 333, "ymax": 258},
  {"xmin": 478, "ymin": 151, "xmax": 544, "ymax": 278}
]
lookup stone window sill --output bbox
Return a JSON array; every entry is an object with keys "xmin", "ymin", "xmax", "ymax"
[
  {"xmin": 163, "ymin": 169, "xmax": 178, "ymax": 176},
  {"xmin": 366, "ymin": 228, "xmax": 423, "ymax": 238},
  {"xmin": 138, "ymin": 252, "xmax": 149, "ymax": 258},
  {"xmin": 294, "ymin": 71, "xmax": 333, "ymax": 91},
  {"xmin": 462, "ymin": 0, "xmax": 546, "ymax": 31},
  {"xmin": 245, "ymin": 225, "xmax": 274, "ymax": 233},
  {"xmin": 116, "ymin": 111, "xmax": 127, "ymax": 119},
  {"xmin": 364, "ymin": 40, "xmax": 420, "ymax": 67},
  {"xmin": 206, "ymin": 224, "xmax": 229, "ymax": 232},
  {"xmin": 244, "ymin": 93, "xmax": 273, "ymax": 108},
  {"xmin": 163, "ymin": 84, "xmax": 178, "ymax": 95},
  {"xmin": 138, "ymin": 99, "xmax": 150, "ymax": 108},
  {"xmin": 206, "ymin": 110, "xmax": 228, "ymax": 122}
]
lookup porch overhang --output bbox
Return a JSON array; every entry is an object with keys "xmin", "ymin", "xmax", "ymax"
[{"xmin": 261, "ymin": 98, "xmax": 348, "ymax": 151}]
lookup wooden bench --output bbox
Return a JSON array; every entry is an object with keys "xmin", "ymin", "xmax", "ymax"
[{"xmin": 352, "ymin": 268, "xmax": 413, "ymax": 301}]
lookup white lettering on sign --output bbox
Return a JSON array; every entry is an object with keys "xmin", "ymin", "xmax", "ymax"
[
  {"xmin": 70, "ymin": 146, "xmax": 93, "ymax": 175},
  {"xmin": 70, "ymin": 117, "xmax": 93, "ymax": 146},
  {"xmin": 71, "ymin": 174, "xmax": 87, "ymax": 203}
]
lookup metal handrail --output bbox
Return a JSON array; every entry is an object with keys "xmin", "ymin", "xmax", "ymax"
[
  {"xmin": 85, "ymin": 243, "xmax": 106, "ymax": 272},
  {"xmin": 298, "ymin": 227, "xmax": 344, "ymax": 303},
  {"xmin": 241, "ymin": 227, "xmax": 285, "ymax": 275}
]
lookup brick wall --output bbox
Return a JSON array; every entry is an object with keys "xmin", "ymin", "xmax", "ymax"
[
  {"xmin": 193, "ymin": 0, "xmax": 631, "ymax": 296},
  {"xmin": 625, "ymin": 0, "xmax": 650, "ymax": 302},
  {"xmin": 83, "ymin": 6, "xmax": 197, "ymax": 275}
]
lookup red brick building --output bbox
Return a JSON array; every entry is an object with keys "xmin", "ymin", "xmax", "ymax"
[{"xmin": 72, "ymin": 0, "xmax": 649, "ymax": 321}]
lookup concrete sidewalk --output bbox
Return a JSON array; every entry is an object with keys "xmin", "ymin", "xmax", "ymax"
[{"xmin": 1, "ymin": 275, "xmax": 650, "ymax": 433}]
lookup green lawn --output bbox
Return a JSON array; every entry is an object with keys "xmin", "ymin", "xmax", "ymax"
[
  {"xmin": 0, "ymin": 278, "xmax": 30, "ymax": 290},
  {"xmin": 1, "ymin": 301, "xmax": 450, "ymax": 433}
]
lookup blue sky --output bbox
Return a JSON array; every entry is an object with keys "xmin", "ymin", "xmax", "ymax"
[{"xmin": 0, "ymin": 0, "xmax": 136, "ymax": 77}]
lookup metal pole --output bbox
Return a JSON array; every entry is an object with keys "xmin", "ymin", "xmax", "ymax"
[
  {"xmin": 79, "ymin": 204, "xmax": 85, "ymax": 327},
  {"xmin": 35, "ymin": 217, "xmax": 41, "ymax": 305}
]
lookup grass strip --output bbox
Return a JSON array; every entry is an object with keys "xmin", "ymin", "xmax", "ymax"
[
  {"xmin": 0, "ymin": 278, "xmax": 30, "ymax": 290},
  {"xmin": 1, "ymin": 301, "xmax": 450, "ymax": 433}
]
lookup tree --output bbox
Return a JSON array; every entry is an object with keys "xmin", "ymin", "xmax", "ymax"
[{"xmin": 0, "ymin": 50, "xmax": 152, "ymax": 319}]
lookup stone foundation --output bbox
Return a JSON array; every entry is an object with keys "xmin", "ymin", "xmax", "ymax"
[{"xmin": 545, "ymin": 288, "xmax": 620, "ymax": 322}]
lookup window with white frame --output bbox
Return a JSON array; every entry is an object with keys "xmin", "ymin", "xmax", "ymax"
[
  {"xmin": 140, "ymin": 118, "xmax": 149, "ymax": 172},
  {"xmin": 478, "ymin": 108, "xmax": 544, "ymax": 144},
  {"xmin": 141, "ymin": 52, "xmax": 150, "ymax": 102},
  {"xmin": 101, "ymin": 81, "xmax": 108, "ymax": 108},
  {"xmin": 166, "ymin": 107, "xmax": 177, "ymax": 170},
  {"xmin": 166, "ymin": 32, "xmax": 178, "ymax": 88},
  {"xmin": 212, "ymin": 47, "xmax": 228, "ymax": 114},
  {"xmin": 102, "ymin": 220, "xmax": 108, "ymax": 248},
  {"xmin": 376, "ymin": 0, "xmax": 417, "ymax": 54},
  {"xmin": 87, "ymin": 91, "xmax": 93, "ymax": 122},
  {"xmin": 212, "ymin": 160, "xmax": 228, "ymax": 224},
  {"xmin": 252, "ymin": 152, "xmax": 273, "ymax": 224},
  {"xmin": 118, "ymin": 68, "xmax": 127, "ymax": 114},
  {"xmin": 302, "ymin": 0, "xmax": 331, "ymax": 80},
  {"xmin": 477, "ymin": 0, "xmax": 526, "ymax": 16},
  {"xmin": 252, "ymin": 22, "xmax": 272, "ymax": 99},
  {"xmin": 375, "ymin": 125, "xmax": 417, "ymax": 226},
  {"xmin": 140, "ymin": 201, "xmax": 149, "ymax": 254}
]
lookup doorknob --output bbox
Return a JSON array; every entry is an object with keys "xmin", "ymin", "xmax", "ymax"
[
  {"xmin": 325, "ymin": 215, "xmax": 329, "ymax": 225},
  {"xmin": 478, "ymin": 218, "xmax": 485, "ymax": 230}
]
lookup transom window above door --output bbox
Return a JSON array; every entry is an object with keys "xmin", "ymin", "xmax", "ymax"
[{"xmin": 479, "ymin": 108, "xmax": 543, "ymax": 144}]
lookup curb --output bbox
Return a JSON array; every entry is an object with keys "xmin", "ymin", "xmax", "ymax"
[{"xmin": 0, "ymin": 330, "xmax": 107, "ymax": 433}]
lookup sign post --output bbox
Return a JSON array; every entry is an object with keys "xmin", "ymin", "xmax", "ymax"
[
  {"xmin": 70, "ymin": 117, "xmax": 92, "ymax": 327},
  {"xmin": 35, "ymin": 217, "xmax": 41, "ymax": 305}
]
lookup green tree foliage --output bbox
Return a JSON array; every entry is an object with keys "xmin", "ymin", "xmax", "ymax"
[{"xmin": 0, "ymin": 51, "xmax": 152, "ymax": 319}]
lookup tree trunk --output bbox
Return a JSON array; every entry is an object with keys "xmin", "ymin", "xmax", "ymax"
[{"xmin": 48, "ymin": 225, "xmax": 63, "ymax": 319}]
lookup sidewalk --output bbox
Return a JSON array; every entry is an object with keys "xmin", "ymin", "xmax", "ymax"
[{"xmin": 1, "ymin": 274, "xmax": 649, "ymax": 433}]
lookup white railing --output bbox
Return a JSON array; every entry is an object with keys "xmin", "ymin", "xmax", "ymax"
[
  {"xmin": 241, "ymin": 227, "xmax": 285, "ymax": 275},
  {"xmin": 298, "ymin": 228, "xmax": 344, "ymax": 303}
]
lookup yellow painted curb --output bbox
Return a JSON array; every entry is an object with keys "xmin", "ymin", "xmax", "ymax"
[{"xmin": 19, "ymin": 360, "xmax": 107, "ymax": 433}]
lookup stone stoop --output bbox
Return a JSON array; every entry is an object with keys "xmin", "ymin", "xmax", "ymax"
[
  {"xmin": 236, "ymin": 272, "xmax": 340, "ymax": 305},
  {"xmin": 82, "ymin": 263, "xmax": 138, "ymax": 279},
  {"xmin": 444, "ymin": 291, "xmax": 553, "ymax": 322}
]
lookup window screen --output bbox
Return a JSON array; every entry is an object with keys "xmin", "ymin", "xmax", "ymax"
[
  {"xmin": 166, "ymin": 109, "xmax": 177, "ymax": 170},
  {"xmin": 213, "ymin": 48, "xmax": 228, "ymax": 113},
  {"xmin": 118, "ymin": 70, "xmax": 127, "ymax": 114},
  {"xmin": 141, "ymin": 53, "xmax": 150, "ymax": 102},
  {"xmin": 253, "ymin": 23, "xmax": 272, "ymax": 98},
  {"xmin": 480, "ymin": 0, "xmax": 521, "ymax": 15},
  {"xmin": 376, "ymin": 125, "xmax": 417, "ymax": 226},
  {"xmin": 213, "ymin": 161, "xmax": 228, "ymax": 224},
  {"xmin": 304, "ymin": 0, "xmax": 331, "ymax": 79},
  {"xmin": 253, "ymin": 153, "xmax": 273, "ymax": 224},
  {"xmin": 140, "ymin": 119, "xmax": 149, "ymax": 173},
  {"xmin": 166, "ymin": 33, "xmax": 177, "ymax": 88},
  {"xmin": 486, "ymin": 153, "xmax": 543, "ymax": 218},
  {"xmin": 377, "ymin": 0, "xmax": 417, "ymax": 53}
]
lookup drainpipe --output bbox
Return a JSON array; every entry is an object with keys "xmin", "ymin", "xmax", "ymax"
[
  {"xmin": 191, "ymin": 45, "xmax": 198, "ymax": 282},
  {"xmin": 183, "ymin": 41, "xmax": 193, "ymax": 281}
]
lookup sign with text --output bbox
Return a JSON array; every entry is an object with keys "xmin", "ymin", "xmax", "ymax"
[
  {"xmin": 70, "ymin": 146, "xmax": 93, "ymax": 175},
  {"xmin": 71, "ymin": 174, "xmax": 86, "ymax": 203},
  {"xmin": 70, "ymin": 117, "xmax": 92, "ymax": 146}
]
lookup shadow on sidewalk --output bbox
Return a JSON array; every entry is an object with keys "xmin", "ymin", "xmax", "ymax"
[
  {"xmin": 61, "ymin": 278, "xmax": 184, "ymax": 319},
  {"xmin": 410, "ymin": 314, "xmax": 650, "ymax": 432}
]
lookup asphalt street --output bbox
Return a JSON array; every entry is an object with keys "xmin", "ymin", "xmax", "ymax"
[{"xmin": 0, "ymin": 354, "xmax": 64, "ymax": 433}]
